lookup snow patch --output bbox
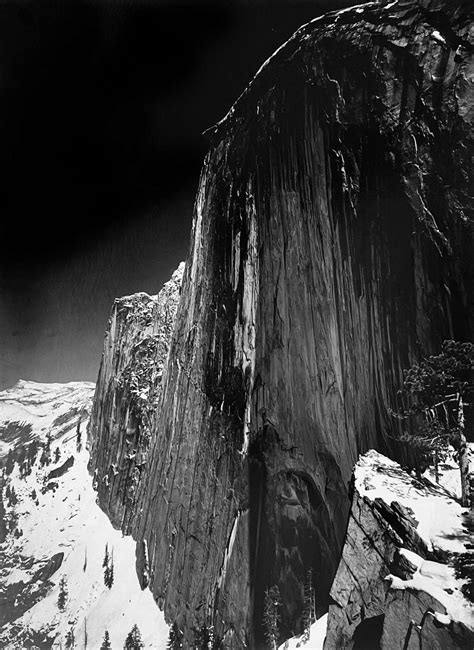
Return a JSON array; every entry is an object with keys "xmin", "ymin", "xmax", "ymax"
[
  {"xmin": 278, "ymin": 614, "xmax": 327, "ymax": 649},
  {"xmin": 356, "ymin": 450, "xmax": 468, "ymax": 555},
  {"xmin": 357, "ymin": 451, "xmax": 474, "ymax": 632}
]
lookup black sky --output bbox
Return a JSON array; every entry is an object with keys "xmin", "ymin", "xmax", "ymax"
[{"xmin": 0, "ymin": 0, "xmax": 364, "ymax": 389}]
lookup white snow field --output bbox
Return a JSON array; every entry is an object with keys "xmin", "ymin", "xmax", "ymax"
[{"xmin": 0, "ymin": 380, "xmax": 169, "ymax": 649}]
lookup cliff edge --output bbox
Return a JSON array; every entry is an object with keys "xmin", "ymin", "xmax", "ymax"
[
  {"xmin": 89, "ymin": 0, "xmax": 473, "ymax": 646},
  {"xmin": 325, "ymin": 450, "xmax": 474, "ymax": 649}
]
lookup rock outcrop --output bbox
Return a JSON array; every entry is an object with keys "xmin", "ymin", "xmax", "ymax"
[
  {"xmin": 88, "ymin": 264, "xmax": 184, "ymax": 533},
  {"xmin": 89, "ymin": 0, "xmax": 473, "ymax": 646},
  {"xmin": 324, "ymin": 450, "xmax": 474, "ymax": 649}
]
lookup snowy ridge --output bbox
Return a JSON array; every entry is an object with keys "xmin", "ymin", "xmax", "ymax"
[
  {"xmin": 0, "ymin": 381, "xmax": 169, "ymax": 648},
  {"xmin": 356, "ymin": 450, "xmax": 474, "ymax": 631},
  {"xmin": 356, "ymin": 450, "xmax": 468, "ymax": 556}
]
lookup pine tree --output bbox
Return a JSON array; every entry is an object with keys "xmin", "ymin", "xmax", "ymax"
[
  {"xmin": 27, "ymin": 440, "xmax": 38, "ymax": 466},
  {"xmin": 39, "ymin": 433, "xmax": 52, "ymax": 467},
  {"xmin": 192, "ymin": 624, "xmax": 212, "ymax": 649},
  {"xmin": 40, "ymin": 444, "xmax": 51, "ymax": 467},
  {"xmin": 301, "ymin": 569, "xmax": 316, "ymax": 644},
  {"xmin": 0, "ymin": 481, "xmax": 7, "ymax": 543},
  {"xmin": 101, "ymin": 630, "xmax": 112, "ymax": 649},
  {"xmin": 263, "ymin": 585, "xmax": 281, "ymax": 650},
  {"xmin": 8, "ymin": 486, "xmax": 18, "ymax": 507},
  {"xmin": 167, "ymin": 622, "xmax": 183, "ymax": 649},
  {"xmin": 57, "ymin": 575, "xmax": 68, "ymax": 611},
  {"xmin": 103, "ymin": 545, "xmax": 114, "ymax": 588},
  {"xmin": 8, "ymin": 510, "xmax": 18, "ymax": 533},
  {"xmin": 123, "ymin": 624, "xmax": 144, "ymax": 649},
  {"xmin": 17, "ymin": 445, "xmax": 26, "ymax": 468},
  {"xmin": 104, "ymin": 557, "xmax": 114, "ymax": 589},
  {"xmin": 103, "ymin": 543, "xmax": 109, "ymax": 568},
  {"xmin": 65, "ymin": 626, "xmax": 75, "ymax": 648},
  {"xmin": 5, "ymin": 449, "xmax": 15, "ymax": 475},
  {"xmin": 19, "ymin": 459, "xmax": 29, "ymax": 479},
  {"xmin": 391, "ymin": 340, "xmax": 473, "ymax": 505},
  {"xmin": 76, "ymin": 418, "xmax": 82, "ymax": 452}
]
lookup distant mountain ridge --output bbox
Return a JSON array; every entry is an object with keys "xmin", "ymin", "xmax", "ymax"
[{"xmin": 0, "ymin": 380, "xmax": 168, "ymax": 648}]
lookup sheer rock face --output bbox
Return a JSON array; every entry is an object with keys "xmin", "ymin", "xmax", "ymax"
[
  {"xmin": 324, "ymin": 450, "xmax": 474, "ymax": 649},
  {"xmin": 87, "ymin": 264, "xmax": 184, "ymax": 534},
  {"xmin": 91, "ymin": 0, "xmax": 472, "ymax": 646}
]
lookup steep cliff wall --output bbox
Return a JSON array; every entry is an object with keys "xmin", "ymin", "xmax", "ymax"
[
  {"xmin": 88, "ymin": 264, "xmax": 184, "ymax": 534},
  {"xmin": 324, "ymin": 450, "xmax": 474, "ymax": 649},
  {"xmin": 90, "ymin": 0, "xmax": 473, "ymax": 646}
]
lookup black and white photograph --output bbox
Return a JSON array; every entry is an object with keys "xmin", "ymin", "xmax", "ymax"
[{"xmin": 0, "ymin": 0, "xmax": 473, "ymax": 647}]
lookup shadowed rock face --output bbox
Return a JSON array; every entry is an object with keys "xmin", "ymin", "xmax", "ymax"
[{"xmin": 89, "ymin": 0, "xmax": 473, "ymax": 646}]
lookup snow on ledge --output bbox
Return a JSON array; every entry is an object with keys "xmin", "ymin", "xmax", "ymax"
[
  {"xmin": 355, "ymin": 449, "xmax": 468, "ymax": 555},
  {"xmin": 357, "ymin": 450, "xmax": 474, "ymax": 632}
]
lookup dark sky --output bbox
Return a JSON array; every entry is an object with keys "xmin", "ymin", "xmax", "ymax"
[{"xmin": 0, "ymin": 0, "xmax": 362, "ymax": 389}]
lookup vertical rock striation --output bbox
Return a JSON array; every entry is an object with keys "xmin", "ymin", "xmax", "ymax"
[
  {"xmin": 88, "ymin": 264, "xmax": 184, "ymax": 534},
  {"xmin": 89, "ymin": 0, "xmax": 473, "ymax": 646}
]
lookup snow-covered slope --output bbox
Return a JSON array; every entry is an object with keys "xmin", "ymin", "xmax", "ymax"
[
  {"xmin": 0, "ymin": 380, "xmax": 169, "ymax": 649},
  {"xmin": 324, "ymin": 449, "xmax": 474, "ymax": 649},
  {"xmin": 278, "ymin": 614, "xmax": 327, "ymax": 650}
]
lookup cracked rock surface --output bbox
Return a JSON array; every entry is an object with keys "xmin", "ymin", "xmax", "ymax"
[
  {"xmin": 88, "ymin": 0, "xmax": 473, "ymax": 646},
  {"xmin": 325, "ymin": 450, "xmax": 474, "ymax": 649},
  {"xmin": 88, "ymin": 264, "xmax": 184, "ymax": 535}
]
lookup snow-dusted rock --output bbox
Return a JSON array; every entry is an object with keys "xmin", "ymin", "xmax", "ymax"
[
  {"xmin": 324, "ymin": 450, "xmax": 474, "ymax": 649},
  {"xmin": 87, "ymin": 263, "xmax": 184, "ymax": 535}
]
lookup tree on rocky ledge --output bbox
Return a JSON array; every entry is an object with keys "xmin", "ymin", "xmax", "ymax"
[
  {"xmin": 392, "ymin": 340, "xmax": 473, "ymax": 507},
  {"xmin": 65, "ymin": 626, "xmax": 75, "ymax": 648},
  {"xmin": 301, "ymin": 569, "xmax": 316, "ymax": 644},
  {"xmin": 192, "ymin": 623, "xmax": 216, "ymax": 649},
  {"xmin": 263, "ymin": 585, "xmax": 281, "ymax": 649},
  {"xmin": 167, "ymin": 622, "xmax": 183, "ymax": 649}
]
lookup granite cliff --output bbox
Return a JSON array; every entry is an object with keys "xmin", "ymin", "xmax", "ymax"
[
  {"xmin": 88, "ymin": 264, "xmax": 184, "ymax": 536},
  {"xmin": 324, "ymin": 450, "xmax": 474, "ymax": 649},
  {"xmin": 88, "ymin": 0, "xmax": 473, "ymax": 646}
]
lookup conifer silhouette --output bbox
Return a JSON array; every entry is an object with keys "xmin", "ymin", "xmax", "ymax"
[
  {"xmin": 57, "ymin": 575, "xmax": 68, "ymax": 611},
  {"xmin": 123, "ymin": 624, "xmax": 144, "ymax": 649},
  {"xmin": 101, "ymin": 630, "xmax": 112, "ymax": 649}
]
